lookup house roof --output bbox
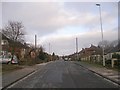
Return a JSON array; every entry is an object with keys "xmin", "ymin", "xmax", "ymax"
[
  {"xmin": 79, "ymin": 44, "xmax": 102, "ymax": 57},
  {"xmin": 69, "ymin": 44, "xmax": 102, "ymax": 58},
  {"xmin": 1, "ymin": 32, "xmax": 29, "ymax": 49}
]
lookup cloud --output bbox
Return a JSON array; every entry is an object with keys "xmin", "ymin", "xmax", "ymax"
[
  {"xmin": 2, "ymin": 2, "xmax": 64, "ymax": 34},
  {"xmin": 39, "ymin": 27, "xmax": 117, "ymax": 55},
  {"xmin": 2, "ymin": 2, "xmax": 117, "ymax": 33},
  {"xmin": 1, "ymin": 0, "xmax": 119, "ymax": 2},
  {"xmin": 0, "ymin": 2, "xmax": 2, "ymax": 29},
  {"xmin": 2, "ymin": 2, "xmax": 118, "ymax": 55}
]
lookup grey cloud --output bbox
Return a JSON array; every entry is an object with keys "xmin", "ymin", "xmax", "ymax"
[
  {"xmin": 0, "ymin": 2, "xmax": 2, "ymax": 28},
  {"xmin": 3, "ymin": 2, "xmax": 117, "ymax": 35},
  {"xmin": 2, "ymin": 2, "xmax": 118, "ymax": 55},
  {"xmin": 41, "ymin": 29, "xmax": 117, "ymax": 55}
]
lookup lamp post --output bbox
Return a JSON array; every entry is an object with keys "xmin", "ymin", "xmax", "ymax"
[{"xmin": 96, "ymin": 4, "xmax": 105, "ymax": 66}]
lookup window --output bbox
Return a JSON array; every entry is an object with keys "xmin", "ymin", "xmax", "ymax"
[{"xmin": 1, "ymin": 40, "xmax": 8, "ymax": 45}]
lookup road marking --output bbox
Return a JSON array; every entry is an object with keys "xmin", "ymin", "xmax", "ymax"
[
  {"xmin": 7, "ymin": 70, "xmax": 38, "ymax": 88},
  {"xmin": 7, "ymin": 66, "xmax": 49, "ymax": 88}
]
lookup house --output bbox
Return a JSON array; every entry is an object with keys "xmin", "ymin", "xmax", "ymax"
[
  {"xmin": 1, "ymin": 32, "xmax": 10, "ymax": 56},
  {"xmin": 29, "ymin": 49, "xmax": 36, "ymax": 59},
  {"xmin": 105, "ymin": 42, "xmax": 120, "ymax": 60},
  {"xmin": 104, "ymin": 42, "xmax": 120, "ymax": 68},
  {"xmin": 1, "ymin": 32, "xmax": 30, "ymax": 60},
  {"xmin": 68, "ymin": 52, "xmax": 78, "ymax": 61},
  {"xmin": 79, "ymin": 44, "xmax": 102, "ymax": 62}
]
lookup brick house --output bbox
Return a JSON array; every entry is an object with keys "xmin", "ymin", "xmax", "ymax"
[
  {"xmin": 1, "ymin": 32, "xmax": 29, "ymax": 60},
  {"xmin": 1, "ymin": 32, "xmax": 10, "ymax": 56},
  {"xmin": 79, "ymin": 44, "xmax": 102, "ymax": 62}
]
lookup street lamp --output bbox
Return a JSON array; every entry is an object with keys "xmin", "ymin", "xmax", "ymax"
[{"xmin": 96, "ymin": 3, "xmax": 105, "ymax": 66}]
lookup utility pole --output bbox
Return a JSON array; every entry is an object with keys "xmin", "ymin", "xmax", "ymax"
[
  {"xmin": 48, "ymin": 43, "xmax": 52, "ymax": 61},
  {"xmin": 49, "ymin": 43, "xmax": 50, "ymax": 54},
  {"xmin": 76, "ymin": 37, "xmax": 79, "ymax": 60},
  {"xmin": 35, "ymin": 35, "xmax": 37, "ymax": 63},
  {"xmin": 35, "ymin": 35, "xmax": 37, "ymax": 49}
]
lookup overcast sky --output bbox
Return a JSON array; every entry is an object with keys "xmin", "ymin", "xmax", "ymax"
[{"xmin": 1, "ymin": 0, "xmax": 119, "ymax": 55}]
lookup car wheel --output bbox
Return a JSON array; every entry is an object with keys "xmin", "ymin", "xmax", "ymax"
[{"xmin": 7, "ymin": 61, "xmax": 11, "ymax": 64}]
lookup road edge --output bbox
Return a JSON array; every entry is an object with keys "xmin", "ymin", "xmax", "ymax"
[
  {"xmin": 2, "ymin": 61, "xmax": 51, "ymax": 89},
  {"xmin": 74, "ymin": 61, "xmax": 120, "ymax": 87},
  {"xmin": 2, "ymin": 69, "xmax": 36, "ymax": 90}
]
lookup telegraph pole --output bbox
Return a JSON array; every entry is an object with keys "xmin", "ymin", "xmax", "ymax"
[
  {"xmin": 35, "ymin": 35, "xmax": 37, "ymax": 63},
  {"xmin": 35, "ymin": 35, "xmax": 37, "ymax": 49},
  {"xmin": 48, "ymin": 43, "xmax": 52, "ymax": 61},
  {"xmin": 76, "ymin": 37, "xmax": 79, "ymax": 60},
  {"xmin": 49, "ymin": 43, "xmax": 50, "ymax": 54}
]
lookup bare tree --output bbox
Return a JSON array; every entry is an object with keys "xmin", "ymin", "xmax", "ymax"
[
  {"xmin": 98, "ymin": 40, "xmax": 110, "ymax": 49},
  {"xmin": 98, "ymin": 40, "xmax": 118, "ymax": 53},
  {"xmin": 2, "ymin": 21, "xmax": 25, "ymax": 43},
  {"xmin": 110, "ymin": 40, "xmax": 118, "ymax": 47},
  {"xmin": 2, "ymin": 21, "xmax": 25, "ymax": 60}
]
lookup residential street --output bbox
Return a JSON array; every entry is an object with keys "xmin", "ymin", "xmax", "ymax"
[
  {"xmin": 1, "ymin": 2, "xmax": 119, "ymax": 90},
  {"xmin": 6, "ymin": 59, "xmax": 119, "ymax": 88}
]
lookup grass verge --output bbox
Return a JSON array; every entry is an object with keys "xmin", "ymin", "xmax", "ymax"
[
  {"xmin": 2, "ymin": 64, "xmax": 23, "ymax": 75},
  {"xmin": 79, "ymin": 61, "xmax": 120, "ymax": 72}
]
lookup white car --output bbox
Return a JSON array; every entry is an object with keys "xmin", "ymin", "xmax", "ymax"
[
  {"xmin": 64, "ymin": 58, "xmax": 68, "ymax": 61},
  {"xmin": 0, "ymin": 55, "xmax": 11, "ymax": 64},
  {"xmin": 11, "ymin": 55, "xmax": 19, "ymax": 64},
  {"xmin": 0, "ymin": 55, "xmax": 18, "ymax": 64}
]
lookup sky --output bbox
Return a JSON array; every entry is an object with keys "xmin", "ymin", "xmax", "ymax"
[{"xmin": 1, "ymin": 0, "xmax": 119, "ymax": 56}]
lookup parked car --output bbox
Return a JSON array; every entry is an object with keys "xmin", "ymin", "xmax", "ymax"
[
  {"xmin": 11, "ymin": 55, "xmax": 19, "ymax": 64},
  {"xmin": 0, "ymin": 55, "xmax": 11, "ymax": 64},
  {"xmin": 68, "ymin": 58, "xmax": 71, "ymax": 61},
  {"xmin": 0, "ymin": 55, "xmax": 18, "ymax": 64},
  {"xmin": 64, "ymin": 58, "xmax": 68, "ymax": 61}
]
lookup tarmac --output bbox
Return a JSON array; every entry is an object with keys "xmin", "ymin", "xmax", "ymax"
[
  {"xmin": 74, "ymin": 61, "xmax": 120, "ymax": 86},
  {"xmin": 2, "ymin": 62, "xmax": 48, "ymax": 89},
  {"xmin": 2, "ymin": 61, "xmax": 120, "ymax": 89}
]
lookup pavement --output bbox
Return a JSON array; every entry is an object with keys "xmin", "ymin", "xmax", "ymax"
[
  {"xmin": 74, "ymin": 61, "xmax": 120, "ymax": 85},
  {"xmin": 2, "ymin": 62, "xmax": 48, "ymax": 89}
]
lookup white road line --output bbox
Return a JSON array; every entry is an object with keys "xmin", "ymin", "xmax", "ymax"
[
  {"xmin": 7, "ymin": 70, "xmax": 37, "ymax": 88},
  {"xmin": 7, "ymin": 67, "xmax": 48, "ymax": 88},
  {"xmin": 6, "ymin": 62, "xmax": 49, "ymax": 88}
]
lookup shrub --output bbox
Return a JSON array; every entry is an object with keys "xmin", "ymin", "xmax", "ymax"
[{"xmin": 112, "ymin": 53, "xmax": 120, "ymax": 59}]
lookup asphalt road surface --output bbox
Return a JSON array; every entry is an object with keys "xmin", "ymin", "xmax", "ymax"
[{"xmin": 8, "ymin": 59, "xmax": 119, "ymax": 88}]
